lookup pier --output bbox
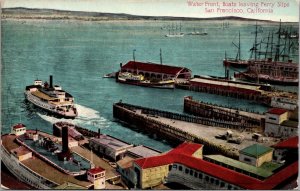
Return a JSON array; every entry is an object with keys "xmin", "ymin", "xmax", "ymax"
[
  {"xmin": 176, "ymin": 76, "xmax": 297, "ymax": 108},
  {"xmin": 113, "ymin": 102, "xmax": 279, "ymax": 159},
  {"xmin": 183, "ymin": 96, "xmax": 264, "ymax": 128}
]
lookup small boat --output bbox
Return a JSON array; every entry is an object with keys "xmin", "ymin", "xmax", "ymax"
[
  {"xmin": 103, "ymin": 72, "xmax": 116, "ymax": 78},
  {"xmin": 24, "ymin": 75, "xmax": 78, "ymax": 119}
]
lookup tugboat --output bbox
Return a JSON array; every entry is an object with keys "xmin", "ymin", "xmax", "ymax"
[{"xmin": 24, "ymin": 75, "xmax": 78, "ymax": 118}]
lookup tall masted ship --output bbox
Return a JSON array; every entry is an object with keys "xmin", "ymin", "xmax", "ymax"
[{"xmin": 24, "ymin": 75, "xmax": 78, "ymax": 118}]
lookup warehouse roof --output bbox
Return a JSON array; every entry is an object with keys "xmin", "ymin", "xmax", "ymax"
[{"xmin": 240, "ymin": 144, "xmax": 273, "ymax": 158}]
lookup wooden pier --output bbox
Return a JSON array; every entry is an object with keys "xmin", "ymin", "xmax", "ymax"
[
  {"xmin": 175, "ymin": 76, "xmax": 297, "ymax": 108},
  {"xmin": 183, "ymin": 96, "xmax": 265, "ymax": 129},
  {"xmin": 113, "ymin": 102, "xmax": 279, "ymax": 159}
]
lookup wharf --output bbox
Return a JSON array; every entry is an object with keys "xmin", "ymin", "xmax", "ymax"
[
  {"xmin": 176, "ymin": 76, "xmax": 297, "ymax": 107},
  {"xmin": 184, "ymin": 96, "xmax": 264, "ymax": 128},
  {"xmin": 113, "ymin": 102, "xmax": 280, "ymax": 159}
]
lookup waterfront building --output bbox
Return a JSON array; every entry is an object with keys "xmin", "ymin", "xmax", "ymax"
[
  {"xmin": 265, "ymin": 108, "xmax": 298, "ymax": 138},
  {"xmin": 116, "ymin": 145, "xmax": 162, "ymax": 188},
  {"xmin": 239, "ymin": 144, "xmax": 273, "ymax": 167},
  {"xmin": 120, "ymin": 61, "xmax": 192, "ymax": 81},
  {"xmin": 129, "ymin": 142, "xmax": 297, "ymax": 189},
  {"xmin": 272, "ymin": 136, "xmax": 298, "ymax": 163},
  {"xmin": 89, "ymin": 134, "xmax": 134, "ymax": 161}
]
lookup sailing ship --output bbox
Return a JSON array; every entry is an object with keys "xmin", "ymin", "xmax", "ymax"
[
  {"xmin": 165, "ymin": 23, "xmax": 184, "ymax": 37},
  {"xmin": 223, "ymin": 31, "xmax": 248, "ymax": 68},
  {"xmin": 233, "ymin": 20, "xmax": 299, "ymax": 85},
  {"xmin": 24, "ymin": 75, "xmax": 78, "ymax": 118}
]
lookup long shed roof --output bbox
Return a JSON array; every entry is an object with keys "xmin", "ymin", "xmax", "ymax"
[{"xmin": 121, "ymin": 61, "xmax": 190, "ymax": 75}]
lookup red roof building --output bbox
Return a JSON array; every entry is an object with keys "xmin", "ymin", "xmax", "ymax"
[
  {"xmin": 133, "ymin": 142, "xmax": 298, "ymax": 189},
  {"xmin": 267, "ymin": 108, "xmax": 288, "ymax": 115},
  {"xmin": 273, "ymin": 136, "xmax": 298, "ymax": 149},
  {"xmin": 120, "ymin": 61, "xmax": 192, "ymax": 79},
  {"xmin": 88, "ymin": 167, "xmax": 105, "ymax": 174}
]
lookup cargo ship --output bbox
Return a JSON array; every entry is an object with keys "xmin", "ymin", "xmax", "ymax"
[
  {"xmin": 0, "ymin": 123, "xmax": 106, "ymax": 189},
  {"xmin": 24, "ymin": 75, "xmax": 78, "ymax": 118}
]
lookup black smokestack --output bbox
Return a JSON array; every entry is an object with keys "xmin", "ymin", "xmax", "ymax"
[
  {"xmin": 98, "ymin": 129, "xmax": 100, "ymax": 138},
  {"xmin": 49, "ymin": 75, "xmax": 53, "ymax": 89},
  {"xmin": 62, "ymin": 126, "xmax": 69, "ymax": 153}
]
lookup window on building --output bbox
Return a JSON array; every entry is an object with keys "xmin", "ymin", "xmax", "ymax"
[
  {"xmin": 215, "ymin": 179, "xmax": 219, "ymax": 185},
  {"xmin": 228, "ymin": 185, "xmax": 232, "ymax": 190},
  {"xmin": 173, "ymin": 164, "xmax": 177, "ymax": 169},
  {"xmin": 205, "ymin": 176, "xmax": 209, "ymax": 182},
  {"xmin": 220, "ymin": 182, "xmax": 225, "ymax": 187},
  {"xmin": 185, "ymin": 168, "xmax": 189, "ymax": 174},
  {"xmin": 169, "ymin": 165, "xmax": 172, "ymax": 171},
  {"xmin": 178, "ymin": 166, "xmax": 182, "ymax": 171},
  {"xmin": 190, "ymin": 169, "xmax": 193, "ymax": 176},
  {"xmin": 194, "ymin": 172, "xmax": 198, "ymax": 178},
  {"xmin": 244, "ymin": 157, "xmax": 251, "ymax": 162},
  {"xmin": 210, "ymin": 178, "xmax": 214, "ymax": 184},
  {"xmin": 269, "ymin": 117, "xmax": 276, "ymax": 120},
  {"xmin": 199, "ymin": 173, "xmax": 203, "ymax": 179}
]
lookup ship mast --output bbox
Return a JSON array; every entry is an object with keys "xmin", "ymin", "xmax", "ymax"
[
  {"xmin": 274, "ymin": 19, "xmax": 281, "ymax": 62},
  {"xmin": 160, "ymin": 48, "xmax": 163, "ymax": 80},
  {"xmin": 254, "ymin": 22, "xmax": 258, "ymax": 60}
]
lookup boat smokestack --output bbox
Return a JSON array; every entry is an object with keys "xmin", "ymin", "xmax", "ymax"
[
  {"xmin": 227, "ymin": 69, "xmax": 230, "ymax": 80},
  {"xmin": 62, "ymin": 126, "xmax": 69, "ymax": 153},
  {"xmin": 49, "ymin": 75, "xmax": 53, "ymax": 89}
]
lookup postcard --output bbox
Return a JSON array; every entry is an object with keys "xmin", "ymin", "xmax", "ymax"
[{"xmin": 1, "ymin": 0, "xmax": 299, "ymax": 190}]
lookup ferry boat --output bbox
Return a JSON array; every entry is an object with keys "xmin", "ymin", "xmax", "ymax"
[
  {"xmin": 117, "ymin": 72, "xmax": 175, "ymax": 89},
  {"xmin": 24, "ymin": 75, "xmax": 78, "ymax": 118},
  {"xmin": 0, "ymin": 124, "xmax": 101, "ymax": 189}
]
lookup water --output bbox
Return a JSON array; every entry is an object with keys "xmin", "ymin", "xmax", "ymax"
[{"xmin": 1, "ymin": 19, "xmax": 298, "ymax": 152}]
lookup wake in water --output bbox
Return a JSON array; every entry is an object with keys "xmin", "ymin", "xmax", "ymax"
[{"xmin": 37, "ymin": 104, "xmax": 110, "ymax": 131}]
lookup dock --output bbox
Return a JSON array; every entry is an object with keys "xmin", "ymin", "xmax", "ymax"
[
  {"xmin": 176, "ymin": 76, "xmax": 297, "ymax": 108},
  {"xmin": 113, "ymin": 102, "xmax": 280, "ymax": 159},
  {"xmin": 184, "ymin": 96, "xmax": 265, "ymax": 128}
]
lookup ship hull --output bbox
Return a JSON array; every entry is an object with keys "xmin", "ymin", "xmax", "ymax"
[
  {"xmin": 234, "ymin": 72, "xmax": 299, "ymax": 86},
  {"xmin": 223, "ymin": 59, "xmax": 248, "ymax": 68},
  {"xmin": 1, "ymin": 145, "xmax": 54, "ymax": 189},
  {"xmin": 24, "ymin": 91, "xmax": 77, "ymax": 119},
  {"xmin": 117, "ymin": 78, "xmax": 175, "ymax": 89}
]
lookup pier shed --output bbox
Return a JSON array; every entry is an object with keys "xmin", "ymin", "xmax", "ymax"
[
  {"xmin": 89, "ymin": 135, "xmax": 134, "ymax": 161},
  {"xmin": 120, "ymin": 61, "xmax": 192, "ymax": 80}
]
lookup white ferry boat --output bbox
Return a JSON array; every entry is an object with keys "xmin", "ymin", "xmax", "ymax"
[
  {"xmin": 24, "ymin": 75, "xmax": 78, "ymax": 119},
  {"xmin": 0, "ymin": 123, "xmax": 105, "ymax": 189}
]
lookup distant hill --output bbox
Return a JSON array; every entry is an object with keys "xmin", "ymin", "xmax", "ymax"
[{"xmin": 1, "ymin": 7, "xmax": 282, "ymax": 22}]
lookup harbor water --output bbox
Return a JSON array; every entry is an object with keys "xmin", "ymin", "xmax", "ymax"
[{"xmin": 1, "ymin": 19, "xmax": 298, "ymax": 152}]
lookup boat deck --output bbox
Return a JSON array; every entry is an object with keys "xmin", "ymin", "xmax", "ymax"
[
  {"xmin": 2, "ymin": 131, "xmax": 119, "ymax": 188},
  {"xmin": 71, "ymin": 146, "xmax": 119, "ymax": 180},
  {"xmin": 31, "ymin": 90, "xmax": 56, "ymax": 101},
  {"xmin": 1, "ymin": 134, "xmax": 92, "ymax": 188}
]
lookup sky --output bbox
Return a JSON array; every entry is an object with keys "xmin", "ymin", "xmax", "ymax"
[{"xmin": 2, "ymin": 0, "xmax": 299, "ymax": 22}]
